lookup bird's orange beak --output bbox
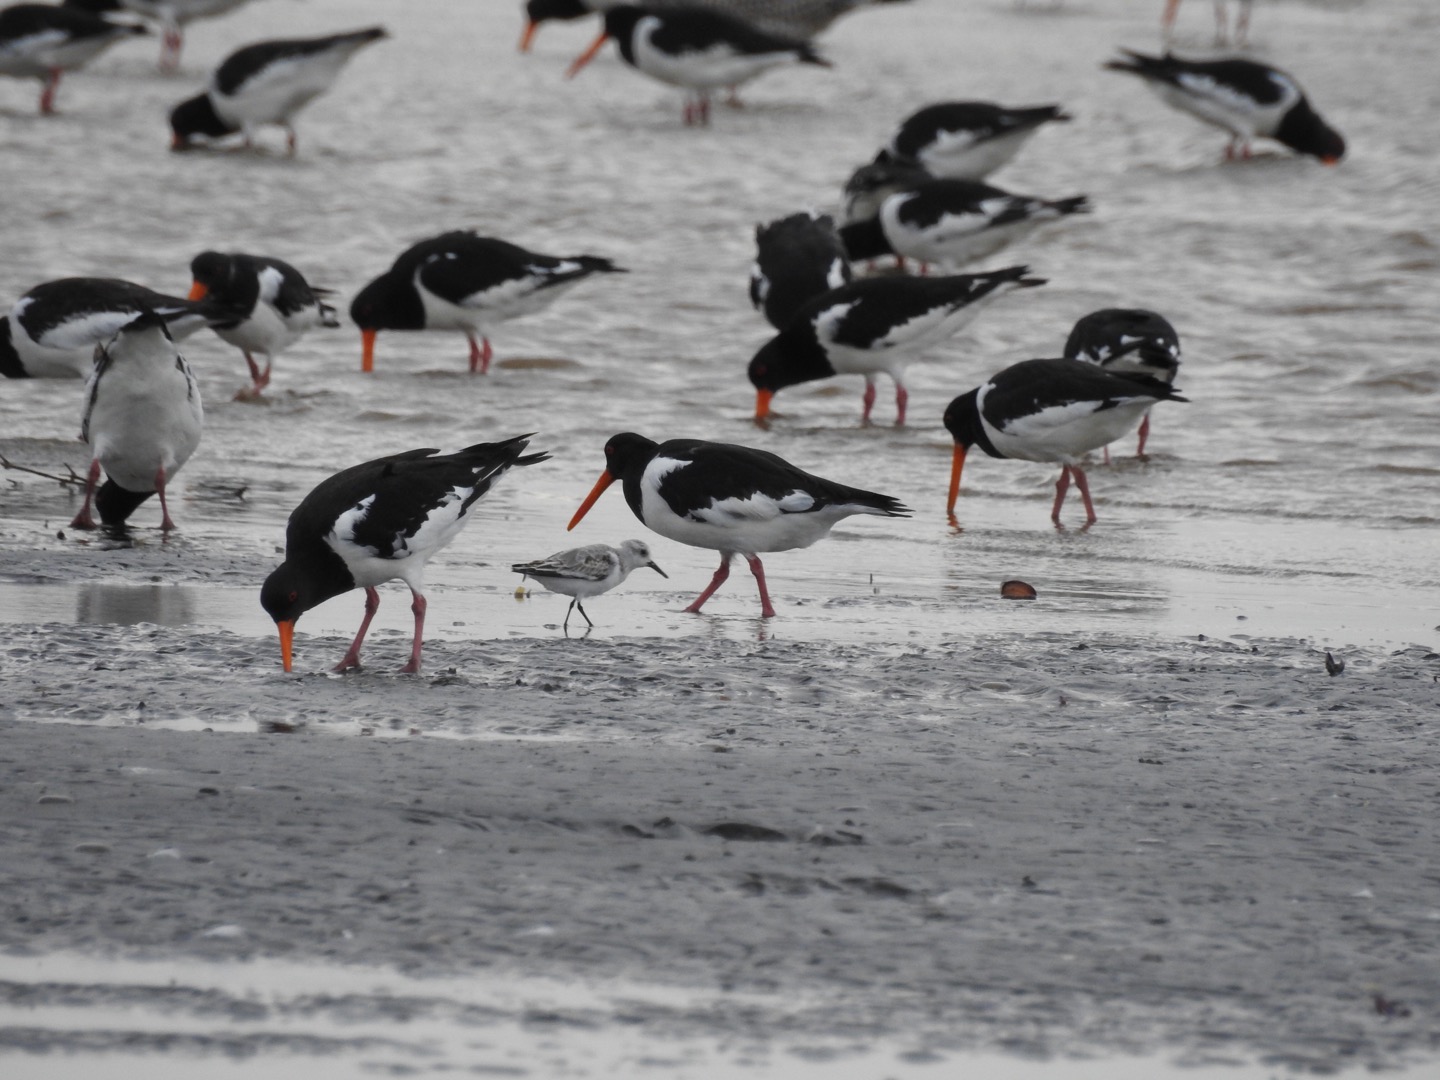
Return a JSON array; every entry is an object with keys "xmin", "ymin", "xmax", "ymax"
[
  {"xmin": 568, "ymin": 469, "xmax": 615, "ymax": 530},
  {"xmin": 1321, "ymin": 155, "xmax": 1341, "ymax": 166},
  {"xmin": 277, "ymin": 619, "xmax": 294, "ymax": 673},
  {"xmin": 361, "ymin": 328, "xmax": 376, "ymax": 373},
  {"xmin": 754, "ymin": 388, "xmax": 773, "ymax": 422},
  {"xmin": 187, "ymin": 281, "xmax": 207, "ymax": 301},
  {"xmin": 566, "ymin": 31, "xmax": 609, "ymax": 78},
  {"xmin": 947, "ymin": 444, "xmax": 968, "ymax": 516},
  {"xmin": 519, "ymin": 19, "xmax": 539, "ymax": 52}
]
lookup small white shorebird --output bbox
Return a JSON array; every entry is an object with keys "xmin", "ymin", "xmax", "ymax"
[{"xmin": 513, "ymin": 539, "xmax": 667, "ymax": 632}]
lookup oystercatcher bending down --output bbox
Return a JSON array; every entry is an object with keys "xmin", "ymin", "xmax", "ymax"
[
  {"xmin": 64, "ymin": 0, "xmax": 253, "ymax": 71},
  {"xmin": 749, "ymin": 266, "xmax": 1045, "ymax": 426},
  {"xmin": 2, "ymin": 277, "xmax": 235, "ymax": 379},
  {"xmin": 1104, "ymin": 49, "xmax": 1344, "ymax": 162},
  {"xmin": 260, "ymin": 435, "xmax": 551, "ymax": 674},
  {"xmin": 565, "ymin": 5, "xmax": 830, "ymax": 126},
  {"xmin": 188, "ymin": 250, "xmax": 338, "ymax": 396},
  {"xmin": 875, "ymin": 101, "xmax": 1071, "ymax": 180},
  {"xmin": 169, "ymin": 26, "xmax": 386, "ymax": 154},
  {"xmin": 349, "ymin": 231, "xmax": 625, "ymax": 374},
  {"xmin": 749, "ymin": 210, "xmax": 851, "ymax": 331},
  {"xmin": 513, "ymin": 538, "xmax": 667, "ymax": 632},
  {"xmin": 70, "ymin": 309, "xmax": 204, "ymax": 533},
  {"xmin": 1064, "ymin": 308, "xmax": 1182, "ymax": 459},
  {"xmin": 838, "ymin": 177, "xmax": 1089, "ymax": 271},
  {"xmin": 0, "ymin": 3, "xmax": 145, "ymax": 114},
  {"xmin": 568, "ymin": 433, "xmax": 909, "ymax": 618},
  {"xmin": 943, "ymin": 358, "xmax": 1188, "ymax": 527}
]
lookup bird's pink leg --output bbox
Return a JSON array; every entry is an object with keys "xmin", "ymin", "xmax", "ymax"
[
  {"xmin": 861, "ymin": 378, "xmax": 877, "ymax": 425},
  {"xmin": 684, "ymin": 553, "xmax": 732, "ymax": 613},
  {"xmin": 334, "ymin": 587, "xmax": 381, "ymax": 672},
  {"xmin": 154, "ymin": 466, "xmax": 180, "ymax": 532},
  {"xmin": 285, "ymin": 124, "xmax": 297, "ymax": 157},
  {"xmin": 1235, "ymin": 0, "xmax": 1251, "ymax": 44},
  {"xmin": 69, "ymin": 459, "xmax": 101, "ymax": 530},
  {"xmin": 467, "ymin": 333, "xmax": 492, "ymax": 374},
  {"xmin": 1072, "ymin": 465, "xmax": 1098, "ymax": 525},
  {"xmin": 1162, "ymin": 0, "xmax": 1182, "ymax": 36},
  {"xmin": 745, "ymin": 555, "xmax": 777, "ymax": 619},
  {"xmin": 894, "ymin": 382, "xmax": 908, "ymax": 427},
  {"xmin": 399, "ymin": 590, "xmax": 427, "ymax": 674},
  {"xmin": 1135, "ymin": 412, "xmax": 1152, "ymax": 457},
  {"xmin": 1102, "ymin": 444, "xmax": 1112, "ymax": 466},
  {"xmin": 160, "ymin": 27, "xmax": 182, "ymax": 72},
  {"xmin": 1051, "ymin": 465, "xmax": 1072, "ymax": 524},
  {"xmin": 39, "ymin": 69, "xmax": 60, "ymax": 114}
]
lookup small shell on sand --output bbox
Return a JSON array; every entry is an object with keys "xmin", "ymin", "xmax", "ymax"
[{"xmin": 1001, "ymin": 580, "xmax": 1038, "ymax": 600}]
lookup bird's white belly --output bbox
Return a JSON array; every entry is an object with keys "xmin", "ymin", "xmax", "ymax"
[
  {"xmin": 640, "ymin": 484, "xmax": 843, "ymax": 555},
  {"xmin": 987, "ymin": 398, "xmax": 1152, "ymax": 464},
  {"xmin": 215, "ymin": 301, "xmax": 305, "ymax": 356},
  {"xmin": 634, "ymin": 36, "xmax": 794, "ymax": 90},
  {"xmin": 919, "ymin": 128, "xmax": 1030, "ymax": 180}
]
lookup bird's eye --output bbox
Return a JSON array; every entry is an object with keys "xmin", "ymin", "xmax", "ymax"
[{"xmin": 287, "ymin": 591, "xmax": 298, "ymax": 604}]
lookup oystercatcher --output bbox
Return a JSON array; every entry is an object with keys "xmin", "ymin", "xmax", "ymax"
[
  {"xmin": 1104, "ymin": 49, "xmax": 1344, "ymax": 162},
  {"xmin": 64, "ymin": 0, "xmax": 253, "ymax": 71},
  {"xmin": 260, "ymin": 435, "xmax": 551, "ymax": 674},
  {"xmin": 349, "ymin": 231, "xmax": 625, "ymax": 374},
  {"xmin": 875, "ymin": 101, "xmax": 1071, "ymax": 180},
  {"xmin": 169, "ymin": 26, "xmax": 387, "ymax": 155},
  {"xmin": 565, "ymin": 5, "xmax": 830, "ymax": 126},
  {"xmin": 0, "ymin": 3, "xmax": 145, "ymax": 114},
  {"xmin": 943, "ymin": 358, "xmax": 1188, "ymax": 527},
  {"xmin": 187, "ymin": 250, "xmax": 338, "ymax": 396},
  {"xmin": 749, "ymin": 210, "xmax": 851, "ymax": 331},
  {"xmin": 2, "ymin": 277, "xmax": 236, "ymax": 379},
  {"xmin": 1064, "ymin": 308, "xmax": 1182, "ymax": 459},
  {"xmin": 568, "ymin": 433, "xmax": 909, "ymax": 618},
  {"xmin": 70, "ymin": 309, "xmax": 204, "ymax": 533},
  {"xmin": 838, "ymin": 177, "xmax": 1089, "ymax": 271},
  {"xmin": 841, "ymin": 157, "xmax": 932, "ymax": 228},
  {"xmin": 748, "ymin": 266, "xmax": 1045, "ymax": 426},
  {"xmin": 1161, "ymin": 0, "xmax": 1253, "ymax": 45},
  {"xmin": 513, "ymin": 538, "xmax": 668, "ymax": 632}
]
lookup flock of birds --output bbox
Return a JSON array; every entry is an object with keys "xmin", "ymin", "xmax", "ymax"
[{"xmin": 1, "ymin": 0, "xmax": 1348, "ymax": 671}]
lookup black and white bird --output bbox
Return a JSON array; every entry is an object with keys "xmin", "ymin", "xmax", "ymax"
[
  {"xmin": 513, "ymin": 538, "xmax": 668, "ymax": 632},
  {"xmin": 838, "ymin": 177, "xmax": 1089, "ymax": 271},
  {"xmin": 169, "ymin": 26, "xmax": 386, "ymax": 154},
  {"xmin": 70, "ymin": 309, "xmax": 204, "ymax": 533},
  {"xmin": 841, "ymin": 157, "xmax": 932, "ymax": 229},
  {"xmin": 2, "ymin": 277, "xmax": 236, "ymax": 379},
  {"xmin": 349, "ymin": 231, "xmax": 625, "ymax": 374},
  {"xmin": 1064, "ymin": 308, "xmax": 1182, "ymax": 459},
  {"xmin": 749, "ymin": 210, "xmax": 851, "ymax": 331},
  {"xmin": 875, "ymin": 101, "xmax": 1071, "ymax": 180},
  {"xmin": 1105, "ymin": 49, "xmax": 1344, "ymax": 162},
  {"xmin": 943, "ymin": 358, "xmax": 1188, "ymax": 527},
  {"xmin": 187, "ymin": 250, "xmax": 338, "ymax": 396},
  {"xmin": 565, "ymin": 5, "xmax": 830, "ymax": 126},
  {"xmin": 64, "ymin": 0, "xmax": 254, "ymax": 71},
  {"xmin": 748, "ymin": 266, "xmax": 1045, "ymax": 426},
  {"xmin": 0, "ymin": 3, "xmax": 145, "ymax": 114},
  {"xmin": 568, "ymin": 433, "xmax": 909, "ymax": 618},
  {"xmin": 260, "ymin": 435, "xmax": 551, "ymax": 674}
]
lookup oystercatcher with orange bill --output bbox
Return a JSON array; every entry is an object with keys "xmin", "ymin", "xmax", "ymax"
[
  {"xmin": 169, "ymin": 26, "xmax": 386, "ymax": 155},
  {"xmin": 1104, "ymin": 49, "xmax": 1344, "ymax": 163},
  {"xmin": 1064, "ymin": 308, "xmax": 1182, "ymax": 459},
  {"xmin": 943, "ymin": 358, "xmax": 1188, "ymax": 527},
  {"xmin": 349, "ymin": 231, "xmax": 624, "ymax": 374},
  {"xmin": 749, "ymin": 210, "xmax": 851, "ymax": 331},
  {"xmin": 749, "ymin": 266, "xmax": 1044, "ymax": 426},
  {"xmin": 188, "ymin": 250, "xmax": 338, "ymax": 396},
  {"xmin": 260, "ymin": 435, "xmax": 550, "ymax": 675},
  {"xmin": 0, "ymin": 3, "xmax": 145, "ymax": 114},
  {"xmin": 876, "ymin": 101, "xmax": 1071, "ymax": 181},
  {"xmin": 568, "ymin": 433, "xmax": 909, "ymax": 618},
  {"xmin": 565, "ymin": 5, "xmax": 830, "ymax": 126}
]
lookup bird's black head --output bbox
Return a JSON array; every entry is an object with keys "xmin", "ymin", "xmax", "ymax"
[
  {"xmin": 189, "ymin": 251, "xmax": 236, "ymax": 292},
  {"xmin": 349, "ymin": 273, "xmax": 424, "ymax": 331},
  {"xmin": 601, "ymin": 6, "xmax": 646, "ymax": 40},
  {"xmin": 169, "ymin": 94, "xmax": 236, "ymax": 149},
  {"xmin": 748, "ymin": 330, "xmax": 831, "ymax": 393},
  {"xmin": 526, "ymin": 0, "xmax": 591, "ymax": 21},
  {"xmin": 260, "ymin": 563, "xmax": 319, "ymax": 626},
  {"xmin": 602, "ymin": 432, "xmax": 660, "ymax": 479},
  {"xmin": 942, "ymin": 389, "xmax": 983, "ymax": 449},
  {"xmin": 1277, "ymin": 98, "xmax": 1345, "ymax": 163}
]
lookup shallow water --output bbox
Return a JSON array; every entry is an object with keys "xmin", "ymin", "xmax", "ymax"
[{"xmin": 1, "ymin": 0, "xmax": 1438, "ymax": 1075}]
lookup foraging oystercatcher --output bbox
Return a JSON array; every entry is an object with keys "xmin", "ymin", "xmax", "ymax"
[
  {"xmin": 749, "ymin": 266, "xmax": 1045, "ymax": 426},
  {"xmin": 188, "ymin": 250, "xmax": 338, "ymax": 396},
  {"xmin": 568, "ymin": 433, "xmax": 909, "ymax": 618},
  {"xmin": 943, "ymin": 358, "xmax": 1188, "ymax": 527},
  {"xmin": 749, "ymin": 210, "xmax": 851, "ymax": 331},
  {"xmin": 838, "ymin": 177, "xmax": 1089, "ymax": 271},
  {"xmin": 260, "ymin": 435, "xmax": 551, "ymax": 674},
  {"xmin": 64, "ymin": 0, "xmax": 253, "ymax": 71},
  {"xmin": 513, "ymin": 538, "xmax": 668, "ymax": 632},
  {"xmin": 1064, "ymin": 308, "xmax": 1182, "ymax": 458},
  {"xmin": 1105, "ymin": 49, "xmax": 1344, "ymax": 162},
  {"xmin": 875, "ymin": 101, "xmax": 1071, "ymax": 181},
  {"xmin": 349, "ymin": 231, "xmax": 625, "ymax": 374},
  {"xmin": 169, "ymin": 26, "xmax": 387, "ymax": 155},
  {"xmin": 0, "ymin": 3, "xmax": 145, "ymax": 114},
  {"xmin": 565, "ymin": 5, "xmax": 830, "ymax": 126},
  {"xmin": 1161, "ymin": 0, "xmax": 1253, "ymax": 46},
  {"xmin": 2, "ymin": 277, "xmax": 237, "ymax": 379},
  {"xmin": 70, "ymin": 309, "xmax": 204, "ymax": 533}
]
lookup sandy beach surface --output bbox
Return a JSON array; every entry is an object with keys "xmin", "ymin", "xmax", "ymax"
[{"xmin": 2, "ymin": 0, "xmax": 1438, "ymax": 1075}]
